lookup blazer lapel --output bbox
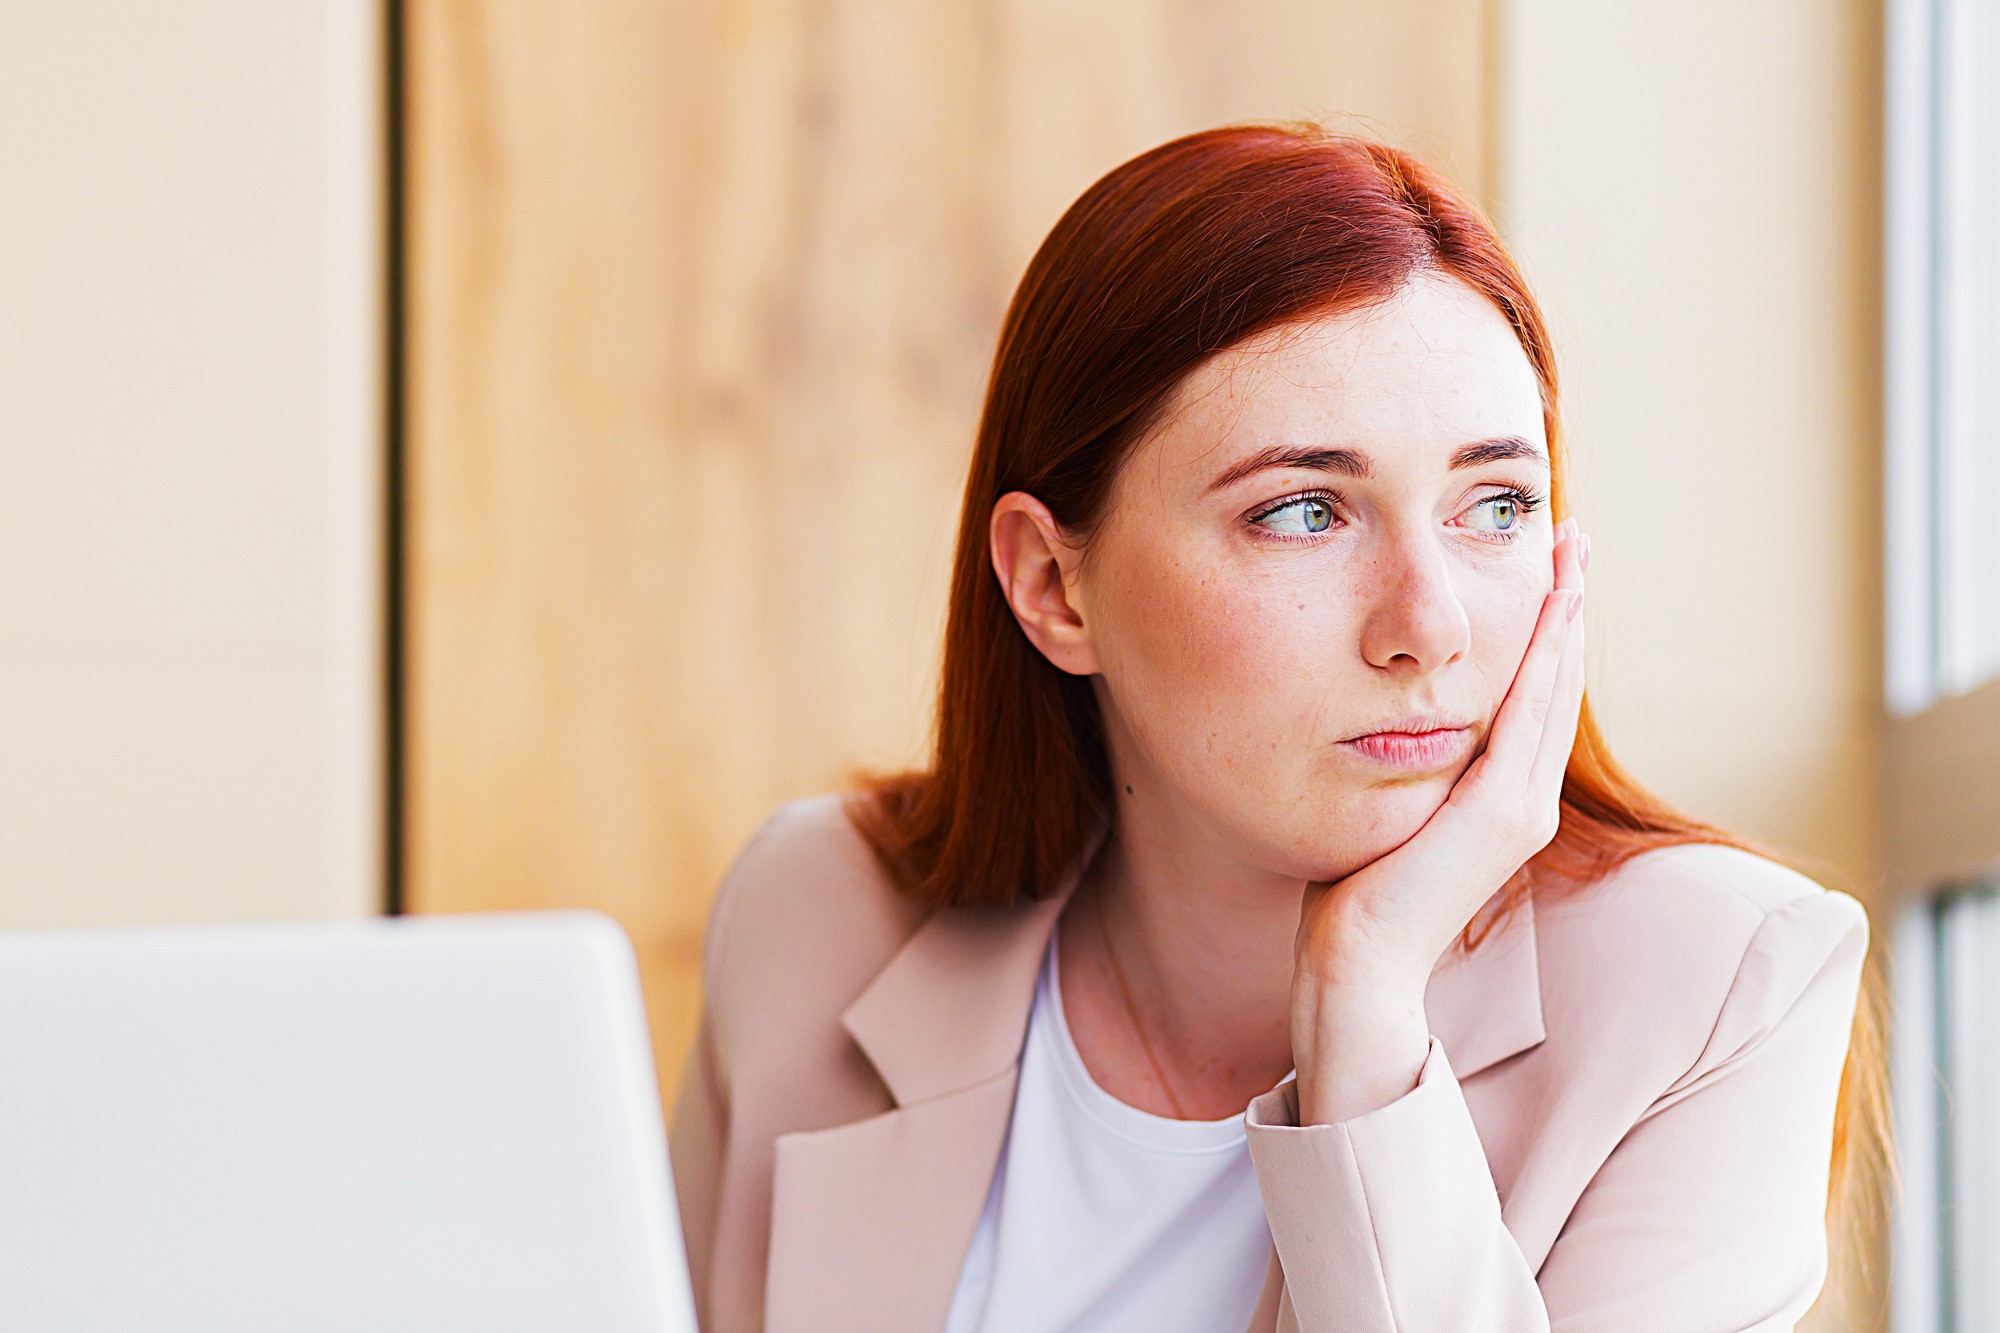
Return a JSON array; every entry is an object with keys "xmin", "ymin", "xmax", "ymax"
[
  {"xmin": 764, "ymin": 1068, "xmax": 1023, "ymax": 1332},
  {"xmin": 763, "ymin": 822, "xmax": 1105, "ymax": 1333},
  {"xmin": 1426, "ymin": 890, "xmax": 1546, "ymax": 1079}
]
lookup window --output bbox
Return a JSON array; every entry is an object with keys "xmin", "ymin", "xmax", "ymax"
[
  {"xmin": 1886, "ymin": 0, "xmax": 2000, "ymax": 713},
  {"xmin": 1886, "ymin": 1, "xmax": 2000, "ymax": 1330}
]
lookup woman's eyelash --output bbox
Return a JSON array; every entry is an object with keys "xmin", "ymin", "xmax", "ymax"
[
  {"xmin": 1487, "ymin": 484, "xmax": 1549, "ymax": 518},
  {"xmin": 1246, "ymin": 488, "xmax": 1340, "ymax": 527},
  {"xmin": 1455, "ymin": 484, "xmax": 1548, "ymax": 543}
]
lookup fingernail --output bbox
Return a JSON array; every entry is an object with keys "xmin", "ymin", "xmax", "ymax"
[
  {"xmin": 1566, "ymin": 590, "xmax": 1583, "ymax": 622},
  {"xmin": 1581, "ymin": 534, "xmax": 1592, "ymax": 571}
]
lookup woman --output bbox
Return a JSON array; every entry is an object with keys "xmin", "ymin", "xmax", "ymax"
[{"xmin": 668, "ymin": 123, "xmax": 1883, "ymax": 1332}]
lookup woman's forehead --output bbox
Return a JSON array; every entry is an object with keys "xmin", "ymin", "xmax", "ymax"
[{"xmin": 1146, "ymin": 274, "xmax": 1546, "ymax": 485}]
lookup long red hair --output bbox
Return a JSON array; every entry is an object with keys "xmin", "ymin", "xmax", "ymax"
[{"xmin": 843, "ymin": 122, "xmax": 1888, "ymax": 1241}]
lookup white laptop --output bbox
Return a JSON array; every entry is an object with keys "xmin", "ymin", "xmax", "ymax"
[{"xmin": 0, "ymin": 909, "xmax": 699, "ymax": 1333}]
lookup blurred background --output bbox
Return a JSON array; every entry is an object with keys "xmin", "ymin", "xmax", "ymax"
[{"xmin": 3, "ymin": 2, "xmax": 1997, "ymax": 1329}]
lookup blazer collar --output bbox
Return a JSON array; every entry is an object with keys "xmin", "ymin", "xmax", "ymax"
[{"xmin": 840, "ymin": 818, "xmax": 1548, "ymax": 1106}]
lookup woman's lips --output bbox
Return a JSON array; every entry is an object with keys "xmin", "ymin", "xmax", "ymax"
[{"xmin": 1339, "ymin": 726, "xmax": 1473, "ymax": 769}]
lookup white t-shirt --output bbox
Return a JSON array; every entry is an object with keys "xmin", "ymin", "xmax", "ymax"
[{"xmin": 940, "ymin": 929, "xmax": 1281, "ymax": 1332}]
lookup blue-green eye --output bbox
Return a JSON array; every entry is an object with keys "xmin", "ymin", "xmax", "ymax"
[
  {"xmin": 1252, "ymin": 495, "xmax": 1336, "ymax": 535},
  {"xmin": 1464, "ymin": 494, "xmax": 1524, "ymax": 532}
]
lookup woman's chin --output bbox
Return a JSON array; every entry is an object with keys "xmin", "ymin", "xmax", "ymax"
[{"xmin": 1273, "ymin": 783, "xmax": 1453, "ymax": 883}]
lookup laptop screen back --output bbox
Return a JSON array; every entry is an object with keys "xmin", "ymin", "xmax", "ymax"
[{"xmin": 0, "ymin": 910, "xmax": 697, "ymax": 1333}]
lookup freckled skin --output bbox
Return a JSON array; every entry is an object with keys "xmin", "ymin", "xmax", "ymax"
[{"xmin": 1074, "ymin": 272, "xmax": 1552, "ymax": 884}]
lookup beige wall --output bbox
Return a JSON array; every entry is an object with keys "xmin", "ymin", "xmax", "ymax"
[
  {"xmin": 0, "ymin": 1, "xmax": 384, "ymax": 928},
  {"xmin": 1492, "ymin": 3, "xmax": 1887, "ymax": 1328}
]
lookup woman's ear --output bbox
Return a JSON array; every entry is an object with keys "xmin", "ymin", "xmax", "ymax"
[{"xmin": 989, "ymin": 491, "xmax": 1101, "ymax": 676}]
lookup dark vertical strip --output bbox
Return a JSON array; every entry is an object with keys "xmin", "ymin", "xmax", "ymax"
[{"xmin": 382, "ymin": 0, "xmax": 408, "ymax": 917}]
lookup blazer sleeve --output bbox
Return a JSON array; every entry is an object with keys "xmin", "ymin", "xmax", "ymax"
[
  {"xmin": 669, "ymin": 807, "xmax": 764, "ymax": 1333},
  {"xmin": 1243, "ymin": 888, "xmax": 1869, "ymax": 1333}
]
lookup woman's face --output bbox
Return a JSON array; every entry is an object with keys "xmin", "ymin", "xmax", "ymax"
[{"xmin": 1024, "ymin": 271, "xmax": 1555, "ymax": 883}]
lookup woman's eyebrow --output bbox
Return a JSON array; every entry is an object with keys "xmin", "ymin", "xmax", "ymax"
[
  {"xmin": 1205, "ymin": 435, "xmax": 1547, "ymax": 493},
  {"xmin": 1205, "ymin": 445, "xmax": 1369, "ymax": 492},
  {"xmin": 1449, "ymin": 436, "xmax": 1548, "ymax": 469}
]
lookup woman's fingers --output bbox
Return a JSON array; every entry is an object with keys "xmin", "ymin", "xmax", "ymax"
[
  {"xmin": 1527, "ymin": 529, "xmax": 1587, "ymax": 802},
  {"xmin": 1461, "ymin": 518, "xmax": 1581, "ymax": 797}
]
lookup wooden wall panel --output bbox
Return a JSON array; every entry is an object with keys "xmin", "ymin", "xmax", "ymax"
[{"xmin": 404, "ymin": 0, "xmax": 1489, "ymax": 1097}]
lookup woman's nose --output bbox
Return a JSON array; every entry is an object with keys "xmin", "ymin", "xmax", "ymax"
[{"xmin": 1356, "ymin": 535, "xmax": 1472, "ymax": 675}]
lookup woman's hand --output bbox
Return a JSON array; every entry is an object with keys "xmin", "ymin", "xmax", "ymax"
[{"xmin": 1291, "ymin": 517, "xmax": 1590, "ymax": 1125}]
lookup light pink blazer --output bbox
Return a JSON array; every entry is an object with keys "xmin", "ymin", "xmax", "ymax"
[{"xmin": 668, "ymin": 792, "xmax": 1868, "ymax": 1332}]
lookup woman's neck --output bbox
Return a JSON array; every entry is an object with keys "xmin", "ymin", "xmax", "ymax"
[{"xmin": 1056, "ymin": 791, "xmax": 1304, "ymax": 1119}]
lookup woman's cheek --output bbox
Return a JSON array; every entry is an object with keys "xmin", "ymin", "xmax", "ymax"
[
  {"xmin": 1186, "ymin": 590, "xmax": 1351, "ymax": 787},
  {"xmin": 1470, "ymin": 579, "xmax": 1547, "ymax": 700},
  {"xmin": 1106, "ymin": 571, "xmax": 1313, "ymax": 773},
  {"xmin": 1120, "ymin": 595, "xmax": 1265, "ymax": 741}
]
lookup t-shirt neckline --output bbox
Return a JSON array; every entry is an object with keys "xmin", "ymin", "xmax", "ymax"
[{"xmin": 1037, "ymin": 928, "xmax": 1256, "ymax": 1153}]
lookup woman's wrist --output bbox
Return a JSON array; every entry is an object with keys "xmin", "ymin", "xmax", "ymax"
[{"xmin": 1290, "ymin": 973, "xmax": 1431, "ymax": 1126}]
